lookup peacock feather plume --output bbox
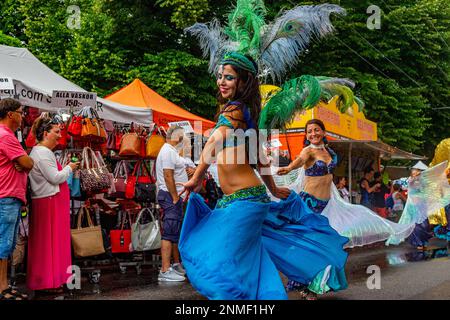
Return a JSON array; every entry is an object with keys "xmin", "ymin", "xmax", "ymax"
[
  {"xmin": 185, "ymin": 0, "xmax": 365, "ymax": 129},
  {"xmin": 259, "ymin": 76, "xmax": 364, "ymax": 130},
  {"xmin": 259, "ymin": 75, "xmax": 321, "ymax": 130},
  {"xmin": 259, "ymin": 4, "xmax": 346, "ymax": 81},
  {"xmin": 316, "ymin": 76, "xmax": 365, "ymax": 113},
  {"xmin": 225, "ymin": 0, "xmax": 266, "ymax": 58}
]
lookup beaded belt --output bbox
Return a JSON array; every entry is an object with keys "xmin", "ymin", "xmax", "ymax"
[{"xmin": 216, "ymin": 185, "xmax": 270, "ymax": 209}]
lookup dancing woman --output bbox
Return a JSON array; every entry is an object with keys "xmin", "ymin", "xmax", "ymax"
[{"xmin": 179, "ymin": 52, "xmax": 349, "ymax": 300}]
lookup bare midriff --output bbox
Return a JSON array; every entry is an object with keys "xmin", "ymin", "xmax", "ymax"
[
  {"xmin": 216, "ymin": 145, "xmax": 262, "ymax": 195},
  {"xmin": 303, "ymin": 174, "xmax": 333, "ymax": 200}
]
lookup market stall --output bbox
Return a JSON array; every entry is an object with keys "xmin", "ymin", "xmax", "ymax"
[
  {"xmin": 0, "ymin": 45, "xmax": 152, "ymax": 125},
  {"xmin": 104, "ymin": 79, "xmax": 215, "ymax": 134}
]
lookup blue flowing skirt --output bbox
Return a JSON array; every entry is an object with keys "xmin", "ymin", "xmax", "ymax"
[{"xmin": 179, "ymin": 191, "xmax": 348, "ymax": 300}]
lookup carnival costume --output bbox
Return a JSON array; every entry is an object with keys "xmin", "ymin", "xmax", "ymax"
[
  {"xmin": 385, "ymin": 161, "xmax": 450, "ymax": 245},
  {"xmin": 179, "ymin": 0, "xmax": 357, "ymax": 299}
]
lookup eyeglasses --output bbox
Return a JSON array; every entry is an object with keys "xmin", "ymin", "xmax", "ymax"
[{"xmin": 11, "ymin": 110, "xmax": 24, "ymax": 116}]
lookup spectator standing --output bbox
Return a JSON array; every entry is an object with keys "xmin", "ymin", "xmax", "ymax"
[
  {"xmin": 335, "ymin": 176, "xmax": 350, "ymax": 203},
  {"xmin": 390, "ymin": 184, "xmax": 406, "ymax": 221},
  {"xmin": 0, "ymin": 98, "xmax": 34, "ymax": 300},
  {"xmin": 156, "ymin": 126, "xmax": 188, "ymax": 282},
  {"xmin": 371, "ymin": 172, "xmax": 390, "ymax": 218},
  {"xmin": 27, "ymin": 116, "xmax": 79, "ymax": 293},
  {"xmin": 359, "ymin": 167, "xmax": 379, "ymax": 208}
]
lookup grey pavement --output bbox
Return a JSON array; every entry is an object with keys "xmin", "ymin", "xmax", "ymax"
[{"xmin": 14, "ymin": 239, "xmax": 450, "ymax": 300}]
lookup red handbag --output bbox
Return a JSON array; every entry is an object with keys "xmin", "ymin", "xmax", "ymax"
[
  {"xmin": 110, "ymin": 212, "xmax": 132, "ymax": 253},
  {"xmin": 68, "ymin": 115, "xmax": 83, "ymax": 137},
  {"xmin": 115, "ymin": 130, "xmax": 124, "ymax": 151},
  {"xmin": 25, "ymin": 130, "xmax": 36, "ymax": 148},
  {"xmin": 55, "ymin": 123, "xmax": 68, "ymax": 150},
  {"xmin": 125, "ymin": 161, "xmax": 154, "ymax": 199}
]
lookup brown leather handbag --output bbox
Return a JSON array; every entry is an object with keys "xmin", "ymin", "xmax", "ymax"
[
  {"xmin": 71, "ymin": 206, "xmax": 105, "ymax": 258},
  {"xmin": 119, "ymin": 132, "xmax": 142, "ymax": 157}
]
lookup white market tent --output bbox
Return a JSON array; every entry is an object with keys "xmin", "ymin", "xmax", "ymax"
[{"xmin": 0, "ymin": 45, "xmax": 152, "ymax": 125}]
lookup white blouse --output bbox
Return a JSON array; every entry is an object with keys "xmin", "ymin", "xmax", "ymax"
[{"xmin": 29, "ymin": 146, "xmax": 72, "ymax": 199}]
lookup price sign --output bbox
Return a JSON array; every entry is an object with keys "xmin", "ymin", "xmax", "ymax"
[
  {"xmin": 167, "ymin": 120, "xmax": 194, "ymax": 134},
  {"xmin": 51, "ymin": 90, "xmax": 97, "ymax": 110}
]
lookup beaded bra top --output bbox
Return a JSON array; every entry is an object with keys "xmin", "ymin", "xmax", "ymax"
[{"xmin": 304, "ymin": 147, "xmax": 338, "ymax": 177}]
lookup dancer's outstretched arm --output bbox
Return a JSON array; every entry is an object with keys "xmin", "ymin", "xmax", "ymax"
[
  {"xmin": 183, "ymin": 125, "xmax": 230, "ymax": 193},
  {"xmin": 277, "ymin": 147, "xmax": 311, "ymax": 175},
  {"xmin": 258, "ymin": 161, "xmax": 291, "ymax": 199}
]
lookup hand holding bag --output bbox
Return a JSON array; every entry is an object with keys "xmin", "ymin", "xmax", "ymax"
[
  {"xmin": 71, "ymin": 206, "xmax": 105, "ymax": 257},
  {"xmin": 131, "ymin": 208, "xmax": 161, "ymax": 251}
]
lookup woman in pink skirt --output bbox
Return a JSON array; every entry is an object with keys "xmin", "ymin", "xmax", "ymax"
[{"xmin": 27, "ymin": 116, "xmax": 79, "ymax": 293}]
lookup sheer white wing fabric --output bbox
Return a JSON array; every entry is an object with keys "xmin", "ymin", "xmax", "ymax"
[
  {"xmin": 269, "ymin": 166, "xmax": 415, "ymax": 248},
  {"xmin": 386, "ymin": 161, "xmax": 450, "ymax": 245}
]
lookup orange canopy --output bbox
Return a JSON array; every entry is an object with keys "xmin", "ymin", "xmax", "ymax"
[{"xmin": 105, "ymin": 79, "xmax": 215, "ymax": 134}]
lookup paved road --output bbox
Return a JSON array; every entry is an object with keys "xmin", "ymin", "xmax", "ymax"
[{"xmin": 17, "ymin": 239, "xmax": 449, "ymax": 300}]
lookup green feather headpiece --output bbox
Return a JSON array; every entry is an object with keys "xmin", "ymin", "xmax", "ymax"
[{"xmin": 220, "ymin": 52, "xmax": 257, "ymax": 75}]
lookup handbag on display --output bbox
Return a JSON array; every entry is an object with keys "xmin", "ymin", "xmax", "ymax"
[
  {"xmin": 71, "ymin": 206, "xmax": 105, "ymax": 258},
  {"xmin": 80, "ymin": 107, "xmax": 107, "ymax": 143},
  {"xmin": 119, "ymin": 131, "xmax": 141, "ymax": 157},
  {"xmin": 146, "ymin": 127, "xmax": 166, "ymax": 159},
  {"xmin": 108, "ymin": 160, "xmax": 129, "ymax": 199},
  {"xmin": 68, "ymin": 114, "xmax": 83, "ymax": 137},
  {"xmin": 80, "ymin": 147, "xmax": 111, "ymax": 194},
  {"xmin": 131, "ymin": 207, "xmax": 161, "ymax": 251},
  {"xmin": 95, "ymin": 150, "xmax": 116, "ymax": 194},
  {"xmin": 25, "ymin": 129, "xmax": 36, "ymax": 148},
  {"xmin": 106, "ymin": 128, "xmax": 116, "ymax": 150},
  {"xmin": 125, "ymin": 160, "xmax": 156, "ymax": 202},
  {"xmin": 115, "ymin": 129, "xmax": 124, "ymax": 151},
  {"xmin": 110, "ymin": 211, "xmax": 132, "ymax": 253},
  {"xmin": 55, "ymin": 122, "xmax": 68, "ymax": 150}
]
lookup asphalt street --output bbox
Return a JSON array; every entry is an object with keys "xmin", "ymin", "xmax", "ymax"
[{"xmin": 14, "ymin": 238, "xmax": 449, "ymax": 300}]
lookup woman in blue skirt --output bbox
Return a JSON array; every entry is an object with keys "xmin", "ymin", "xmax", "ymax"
[{"xmin": 178, "ymin": 52, "xmax": 349, "ymax": 300}]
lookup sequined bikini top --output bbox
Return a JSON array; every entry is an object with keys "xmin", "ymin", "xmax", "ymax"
[{"xmin": 304, "ymin": 147, "xmax": 338, "ymax": 177}]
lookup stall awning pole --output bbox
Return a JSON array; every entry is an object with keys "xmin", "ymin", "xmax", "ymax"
[{"xmin": 349, "ymin": 142, "xmax": 353, "ymax": 203}]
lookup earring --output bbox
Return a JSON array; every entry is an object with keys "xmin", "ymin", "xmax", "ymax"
[
  {"xmin": 323, "ymin": 137, "xmax": 329, "ymax": 145},
  {"xmin": 304, "ymin": 139, "xmax": 311, "ymax": 146}
]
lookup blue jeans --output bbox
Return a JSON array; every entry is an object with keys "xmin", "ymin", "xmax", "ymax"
[{"xmin": 0, "ymin": 197, "xmax": 22, "ymax": 259}]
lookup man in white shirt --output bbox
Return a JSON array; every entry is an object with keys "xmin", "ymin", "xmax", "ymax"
[{"xmin": 156, "ymin": 126, "xmax": 188, "ymax": 282}]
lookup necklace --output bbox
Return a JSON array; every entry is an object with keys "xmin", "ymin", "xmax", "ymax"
[{"xmin": 309, "ymin": 143, "xmax": 325, "ymax": 150}]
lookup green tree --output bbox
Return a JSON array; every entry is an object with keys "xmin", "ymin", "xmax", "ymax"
[{"xmin": 127, "ymin": 50, "xmax": 217, "ymax": 119}]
